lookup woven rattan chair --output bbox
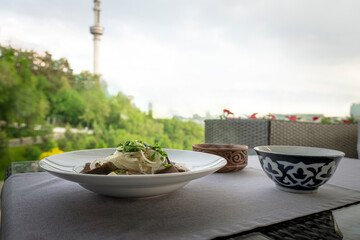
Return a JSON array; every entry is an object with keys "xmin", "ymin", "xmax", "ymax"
[
  {"xmin": 205, "ymin": 119, "xmax": 269, "ymax": 155},
  {"xmin": 270, "ymin": 121, "xmax": 358, "ymax": 158},
  {"xmin": 205, "ymin": 119, "xmax": 358, "ymax": 158}
]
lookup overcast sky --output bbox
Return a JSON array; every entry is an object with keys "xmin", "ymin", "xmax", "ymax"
[{"xmin": 1, "ymin": 0, "xmax": 359, "ymax": 117}]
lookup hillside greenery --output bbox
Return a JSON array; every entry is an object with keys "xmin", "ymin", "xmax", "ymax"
[{"xmin": 0, "ymin": 45, "xmax": 204, "ymax": 179}]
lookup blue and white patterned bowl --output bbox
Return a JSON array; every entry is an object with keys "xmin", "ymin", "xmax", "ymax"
[{"xmin": 254, "ymin": 146, "xmax": 344, "ymax": 193}]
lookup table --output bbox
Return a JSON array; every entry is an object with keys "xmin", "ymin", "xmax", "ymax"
[{"xmin": 2, "ymin": 156, "xmax": 360, "ymax": 240}]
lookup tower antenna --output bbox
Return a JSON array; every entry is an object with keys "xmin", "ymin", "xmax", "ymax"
[{"xmin": 90, "ymin": 0, "xmax": 104, "ymax": 74}]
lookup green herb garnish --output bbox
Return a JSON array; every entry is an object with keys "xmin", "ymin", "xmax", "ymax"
[
  {"xmin": 150, "ymin": 143, "xmax": 168, "ymax": 157},
  {"xmin": 162, "ymin": 163, "xmax": 172, "ymax": 169},
  {"xmin": 117, "ymin": 140, "xmax": 146, "ymax": 152},
  {"xmin": 149, "ymin": 152, "xmax": 157, "ymax": 161},
  {"xmin": 117, "ymin": 140, "xmax": 168, "ymax": 158}
]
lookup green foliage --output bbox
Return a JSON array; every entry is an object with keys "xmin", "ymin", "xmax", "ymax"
[
  {"xmin": 24, "ymin": 145, "xmax": 43, "ymax": 160},
  {"xmin": 80, "ymin": 81, "xmax": 110, "ymax": 127},
  {"xmin": 0, "ymin": 46, "xmax": 50, "ymax": 127},
  {"xmin": 57, "ymin": 130, "xmax": 103, "ymax": 151},
  {"xmin": 0, "ymin": 129, "xmax": 8, "ymax": 151},
  {"xmin": 320, "ymin": 117, "xmax": 332, "ymax": 124},
  {"xmin": 52, "ymin": 89, "xmax": 86, "ymax": 125},
  {"xmin": 0, "ymin": 145, "xmax": 45, "ymax": 179},
  {"xmin": 160, "ymin": 118, "xmax": 204, "ymax": 149},
  {"xmin": 0, "ymin": 146, "xmax": 30, "ymax": 180},
  {"xmin": 0, "ymin": 45, "xmax": 204, "ymax": 180}
]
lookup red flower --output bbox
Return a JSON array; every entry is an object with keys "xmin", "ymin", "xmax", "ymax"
[
  {"xmin": 249, "ymin": 113, "xmax": 258, "ymax": 119},
  {"xmin": 223, "ymin": 109, "xmax": 234, "ymax": 115},
  {"xmin": 268, "ymin": 114, "xmax": 276, "ymax": 120},
  {"xmin": 286, "ymin": 115, "xmax": 297, "ymax": 122},
  {"xmin": 342, "ymin": 119, "xmax": 352, "ymax": 124}
]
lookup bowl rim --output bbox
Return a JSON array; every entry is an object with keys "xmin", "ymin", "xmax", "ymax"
[
  {"xmin": 192, "ymin": 143, "xmax": 248, "ymax": 151},
  {"xmin": 254, "ymin": 145, "xmax": 345, "ymax": 158}
]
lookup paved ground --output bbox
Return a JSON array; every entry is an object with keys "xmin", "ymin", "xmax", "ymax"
[
  {"xmin": 9, "ymin": 136, "xmax": 43, "ymax": 147},
  {"xmin": 9, "ymin": 127, "xmax": 94, "ymax": 147}
]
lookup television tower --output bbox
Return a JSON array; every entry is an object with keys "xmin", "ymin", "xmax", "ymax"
[{"xmin": 90, "ymin": 0, "xmax": 104, "ymax": 74}]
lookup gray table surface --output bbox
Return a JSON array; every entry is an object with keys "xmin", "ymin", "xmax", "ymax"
[{"xmin": 1, "ymin": 156, "xmax": 360, "ymax": 240}]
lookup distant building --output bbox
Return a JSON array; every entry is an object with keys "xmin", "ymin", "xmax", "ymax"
[
  {"xmin": 148, "ymin": 102, "xmax": 153, "ymax": 118},
  {"xmin": 172, "ymin": 112, "xmax": 219, "ymax": 126},
  {"xmin": 350, "ymin": 103, "xmax": 360, "ymax": 120}
]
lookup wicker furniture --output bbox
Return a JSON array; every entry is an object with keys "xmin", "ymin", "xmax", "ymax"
[
  {"xmin": 205, "ymin": 119, "xmax": 358, "ymax": 158},
  {"xmin": 358, "ymin": 122, "xmax": 360, "ymax": 159},
  {"xmin": 205, "ymin": 119, "xmax": 269, "ymax": 148},
  {"xmin": 270, "ymin": 120, "xmax": 357, "ymax": 158}
]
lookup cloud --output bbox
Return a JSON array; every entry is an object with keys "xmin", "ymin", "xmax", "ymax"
[
  {"xmin": 0, "ymin": 9, "xmax": 92, "ymax": 73},
  {"xmin": 1, "ymin": 0, "xmax": 359, "ymax": 117}
]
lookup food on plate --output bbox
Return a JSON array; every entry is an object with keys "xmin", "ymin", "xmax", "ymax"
[{"xmin": 81, "ymin": 140, "xmax": 188, "ymax": 175}]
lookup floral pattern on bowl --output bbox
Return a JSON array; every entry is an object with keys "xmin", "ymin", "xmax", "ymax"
[{"xmin": 255, "ymin": 146, "xmax": 344, "ymax": 193}]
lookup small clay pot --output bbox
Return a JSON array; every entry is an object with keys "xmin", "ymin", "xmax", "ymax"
[{"xmin": 192, "ymin": 144, "xmax": 248, "ymax": 173}]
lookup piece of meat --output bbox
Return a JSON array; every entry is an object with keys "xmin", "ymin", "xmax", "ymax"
[
  {"xmin": 81, "ymin": 162, "xmax": 117, "ymax": 175},
  {"xmin": 173, "ymin": 164, "xmax": 187, "ymax": 172},
  {"xmin": 81, "ymin": 162, "xmax": 91, "ymax": 173},
  {"xmin": 155, "ymin": 157, "xmax": 179, "ymax": 174},
  {"xmin": 156, "ymin": 165, "xmax": 179, "ymax": 174}
]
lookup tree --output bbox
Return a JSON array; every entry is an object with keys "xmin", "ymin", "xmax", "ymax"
[
  {"xmin": 0, "ymin": 44, "xmax": 205, "ymax": 150},
  {"xmin": 52, "ymin": 89, "xmax": 85, "ymax": 125},
  {"xmin": 81, "ymin": 83, "xmax": 110, "ymax": 127},
  {"xmin": 0, "ymin": 46, "xmax": 49, "ymax": 127}
]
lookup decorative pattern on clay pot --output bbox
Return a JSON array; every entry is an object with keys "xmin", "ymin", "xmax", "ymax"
[{"xmin": 192, "ymin": 144, "xmax": 248, "ymax": 173}]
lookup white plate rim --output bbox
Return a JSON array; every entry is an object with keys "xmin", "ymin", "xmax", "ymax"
[{"xmin": 39, "ymin": 148, "xmax": 227, "ymax": 179}]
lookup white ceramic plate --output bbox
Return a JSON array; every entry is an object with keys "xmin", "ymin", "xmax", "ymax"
[{"xmin": 39, "ymin": 148, "xmax": 227, "ymax": 198}]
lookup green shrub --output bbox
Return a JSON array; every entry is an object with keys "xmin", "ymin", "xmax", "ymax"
[
  {"xmin": 0, "ymin": 129, "xmax": 8, "ymax": 151},
  {"xmin": 24, "ymin": 145, "xmax": 42, "ymax": 160},
  {"xmin": 0, "ymin": 145, "xmax": 45, "ymax": 180}
]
